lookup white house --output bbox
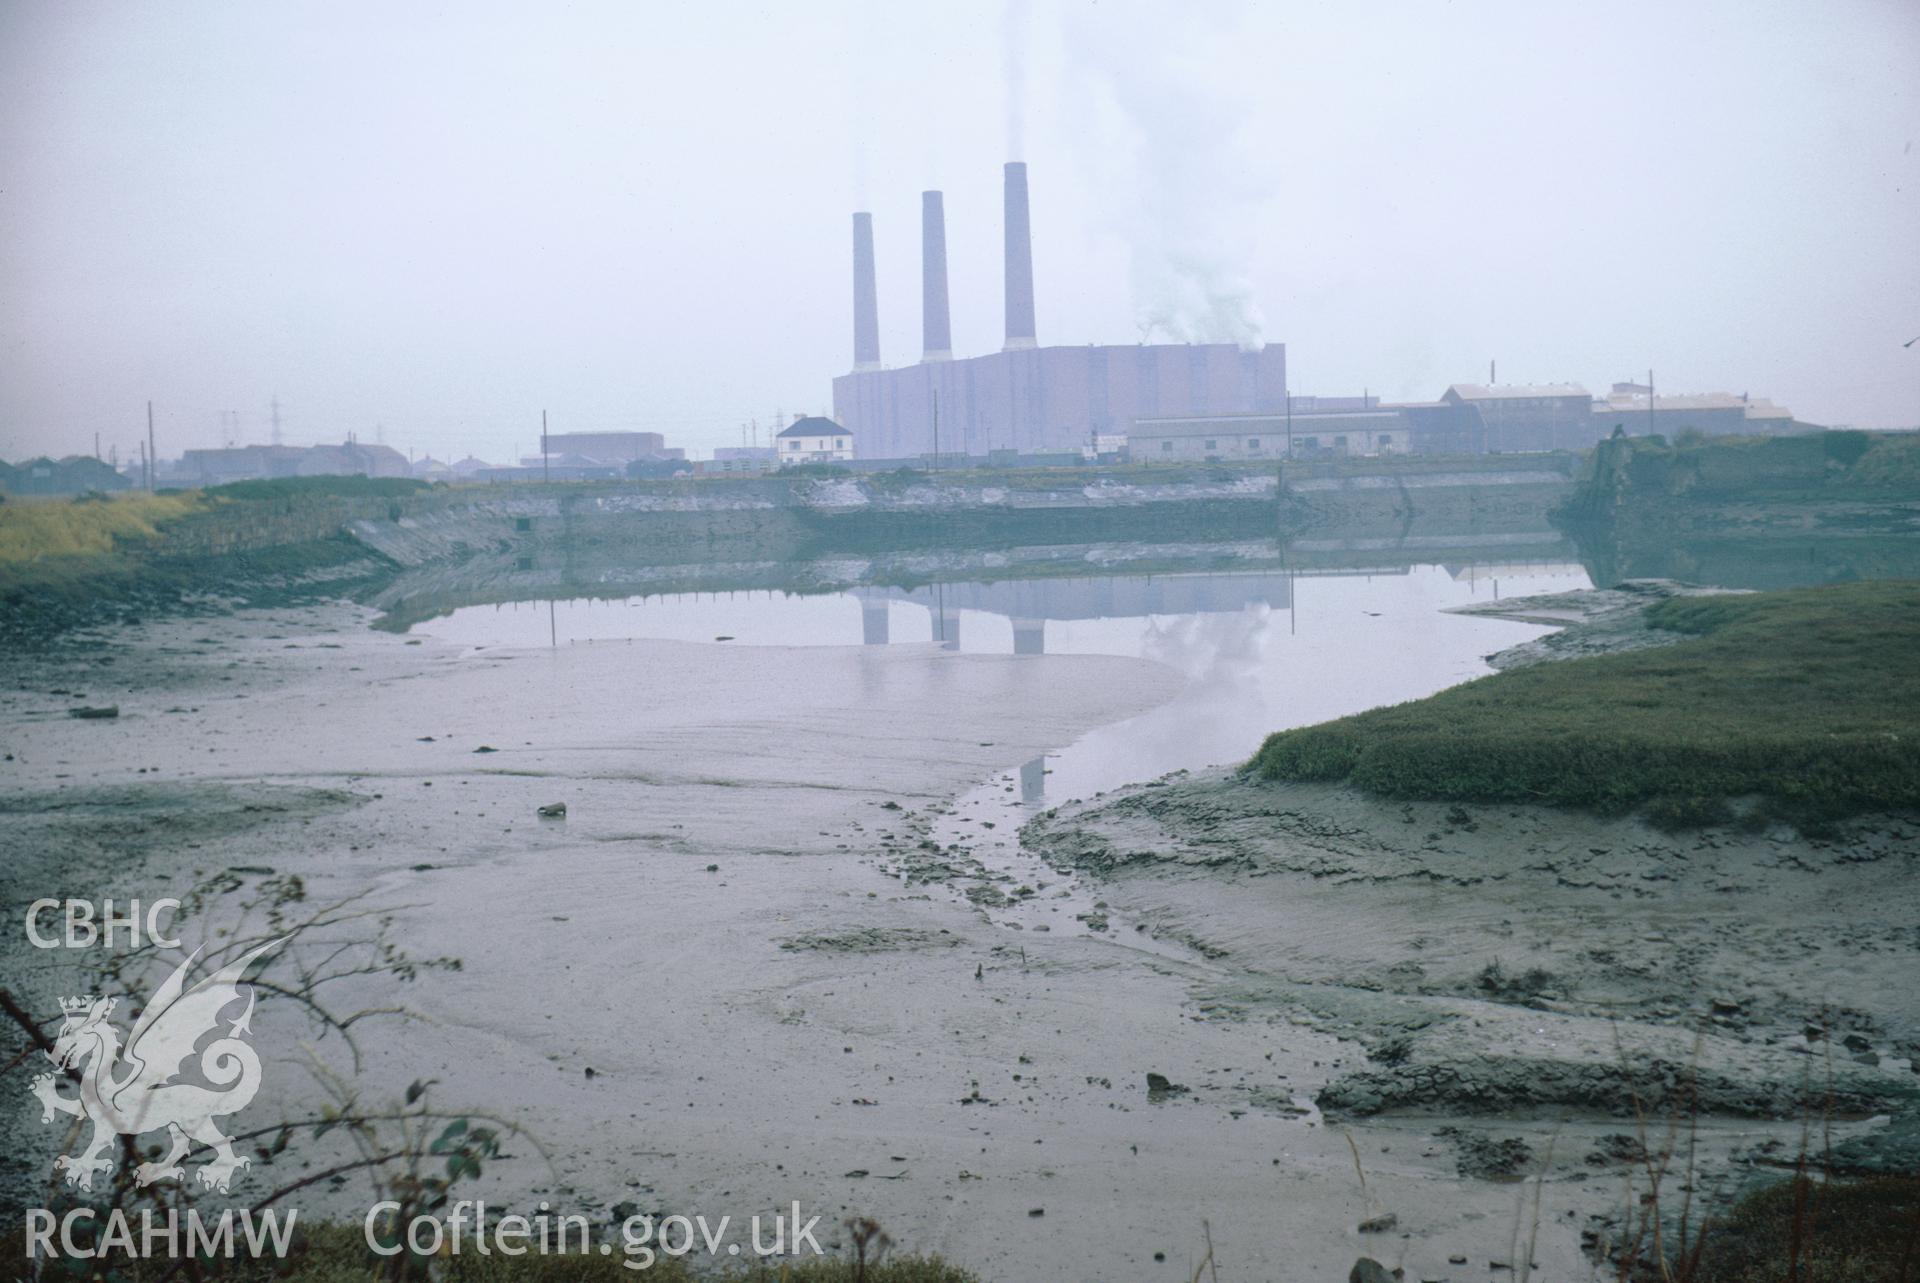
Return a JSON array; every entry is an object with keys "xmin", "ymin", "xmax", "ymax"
[{"xmin": 777, "ymin": 416, "xmax": 854, "ymax": 465}]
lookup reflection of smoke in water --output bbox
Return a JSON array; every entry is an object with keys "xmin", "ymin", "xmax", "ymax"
[{"xmin": 1141, "ymin": 603, "xmax": 1271, "ymax": 685}]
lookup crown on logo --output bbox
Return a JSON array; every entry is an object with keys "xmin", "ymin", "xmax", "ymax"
[{"xmin": 60, "ymin": 996, "xmax": 96, "ymax": 1016}]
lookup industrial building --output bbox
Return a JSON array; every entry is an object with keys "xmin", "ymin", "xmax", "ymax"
[
  {"xmin": 1438, "ymin": 383, "xmax": 1595, "ymax": 453},
  {"xmin": 697, "ymin": 445, "xmax": 779, "ymax": 476},
  {"xmin": 176, "ymin": 440, "xmax": 411, "ymax": 485},
  {"xmin": 1130, "ymin": 410, "xmax": 1408, "ymax": 461},
  {"xmin": 1132, "ymin": 381, "xmax": 1812, "ymax": 460},
  {"xmin": 830, "ymin": 162, "xmax": 1289, "ymax": 460},
  {"xmin": 478, "ymin": 428, "xmax": 687, "ymax": 481},
  {"xmin": 821, "ymin": 162, "xmax": 1827, "ymax": 465},
  {"xmin": 1590, "ymin": 384, "xmax": 1797, "ymax": 438},
  {"xmin": 537, "ymin": 430, "xmax": 671, "ymax": 462}
]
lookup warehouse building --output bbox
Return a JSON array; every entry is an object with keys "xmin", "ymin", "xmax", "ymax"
[{"xmin": 1129, "ymin": 410, "xmax": 1408, "ymax": 460}]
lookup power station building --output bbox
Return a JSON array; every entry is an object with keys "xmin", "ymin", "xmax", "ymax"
[{"xmin": 830, "ymin": 163, "xmax": 1289, "ymax": 460}]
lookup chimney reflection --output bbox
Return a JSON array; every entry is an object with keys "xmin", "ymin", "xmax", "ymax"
[{"xmin": 1020, "ymin": 756, "xmax": 1046, "ymax": 804}]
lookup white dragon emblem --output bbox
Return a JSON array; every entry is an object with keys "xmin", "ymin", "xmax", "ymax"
[{"xmin": 31, "ymin": 939, "xmax": 282, "ymax": 1193}]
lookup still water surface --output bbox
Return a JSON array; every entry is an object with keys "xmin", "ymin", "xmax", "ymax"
[{"xmin": 416, "ymin": 560, "xmax": 1587, "ymax": 807}]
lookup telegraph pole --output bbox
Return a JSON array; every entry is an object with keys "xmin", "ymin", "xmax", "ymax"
[
  {"xmin": 146, "ymin": 401, "xmax": 156, "ymax": 491},
  {"xmin": 270, "ymin": 394, "xmax": 283, "ymax": 446}
]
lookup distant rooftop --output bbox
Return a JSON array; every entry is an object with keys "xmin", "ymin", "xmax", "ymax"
[
  {"xmin": 1447, "ymin": 383, "xmax": 1590, "ymax": 401},
  {"xmin": 1133, "ymin": 410, "xmax": 1404, "ymax": 437},
  {"xmin": 777, "ymin": 416, "xmax": 848, "ymax": 439},
  {"xmin": 1599, "ymin": 392, "xmax": 1748, "ymax": 413}
]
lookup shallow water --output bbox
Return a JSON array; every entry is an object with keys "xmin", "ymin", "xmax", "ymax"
[
  {"xmin": 417, "ymin": 560, "xmax": 1589, "ymax": 806},
  {"xmin": 416, "ymin": 562, "xmax": 1591, "ymax": 949}
]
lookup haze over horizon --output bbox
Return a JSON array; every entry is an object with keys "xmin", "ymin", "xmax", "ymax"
[{"xmin": 2, "ymin": 0, "xmax": 1916, "ymax": 466}]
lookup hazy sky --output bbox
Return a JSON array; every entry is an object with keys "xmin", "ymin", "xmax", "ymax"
[{"xmin": 3, "ymin": 0, "xmax": 1916, "ymax": 465}]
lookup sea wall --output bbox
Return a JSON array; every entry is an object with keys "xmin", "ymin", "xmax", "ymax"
[
  {"xmin": 2, "ymin": 457, "xmax": 1590, "ymax": 640},
  {"xmin": 150, "ymin": 491, "xmax": 430, "ymax": 556},
  {"xmin": 1556, "ymin": 432, "xmax": 1920, "ymax": 586},
  {"xmin": 337, "ymin": 456, "xmax": 1581, "ymax": 570},
  {"xmin": 345, "ymin": 467, "xmax": 1295, "ymax": 570},
  {"xmin": 54, "ymin": 456, "xmax": 1585, "ymax": 573}
]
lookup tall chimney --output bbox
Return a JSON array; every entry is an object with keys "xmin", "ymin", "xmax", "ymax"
[
  {"xmin": 921, "ymin": 190, "xmax": 952, "ymax": 362},
  {"xmin": 851, "ymin": 212, "xmax": 881, "ymax": 371},
  {"xmin": 1003, "ymin": 162, "xmax": 1036, "ymax": 351}
]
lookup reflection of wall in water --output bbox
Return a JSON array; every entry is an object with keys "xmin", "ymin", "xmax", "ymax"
[{"xmin": 933, "ymin": 605, "xmax": 961, "ymax": 652}]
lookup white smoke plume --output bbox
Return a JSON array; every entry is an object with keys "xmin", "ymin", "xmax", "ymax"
[{"xmin": 1062, "ymin": 4, "xmax": 1269, "ymax": 351}]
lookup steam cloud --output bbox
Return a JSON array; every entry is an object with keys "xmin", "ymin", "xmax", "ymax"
[{"xmin": 1063, "ymin": 6, "xmax": 1268, "ymax": 351}]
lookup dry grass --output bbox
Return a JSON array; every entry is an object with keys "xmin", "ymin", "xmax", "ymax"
[
  {"xmin": 0, "ymin": 490, "xmax": 202, "ymax": 564},
  {"xmin": 1592, "ymin": 1034, "xmax": 1920, "ymax": 1283},
  {"xmin": 1661, "ymin": 1174, "xmax": 1920, "ymax": 1283}
]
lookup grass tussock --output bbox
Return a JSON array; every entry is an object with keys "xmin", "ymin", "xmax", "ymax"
[
  {"xmin": 1839, "ymin": 431, "xmax": 1920, "ymax": 487},
  {"xmin": 1249, "ymin": 581, "xmax": 1920, "ymax": 827},
  {"xmin": 1681, "ymin": 1174, "xmax": 1920, "ymax": 1283},
  {"xmin": 0, "ymin": 490, "xmax": 203, "ymax": 564}
]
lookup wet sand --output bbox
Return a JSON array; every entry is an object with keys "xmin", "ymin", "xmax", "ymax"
[{"xmin": 5, "ymin": 599, "xmax": 1910, "ymax": 1278}]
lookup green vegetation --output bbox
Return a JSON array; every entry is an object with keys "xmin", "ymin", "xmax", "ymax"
[
  {"xmin": 1568, "ymin": 428, "xmax": 1920, "ymax": 512},
  {"xmin": 1249, "ymin": 581, "xmax": 1920, "ymax": 828},
  {"xmin": 1681, "ymin": 1174, "xmax": 1920, "ymax": 1283},
  {"xmin": 209, "ymin": 475, "xmax": 432, "ymax": 501},
  {"xmin": 1845, "ymin": 430, "xmax": 1920, "ymax": 487}
]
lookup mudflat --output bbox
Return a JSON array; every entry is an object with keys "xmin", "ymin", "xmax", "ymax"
[{"xmin": 5, "ymin": 591, "xmax": 1913, "ymax": 1279}]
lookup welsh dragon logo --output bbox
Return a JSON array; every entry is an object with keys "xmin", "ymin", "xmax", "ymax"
[{"xmin": 31, "ymin": 939, "xmax": 282, "ymax": 1193}]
